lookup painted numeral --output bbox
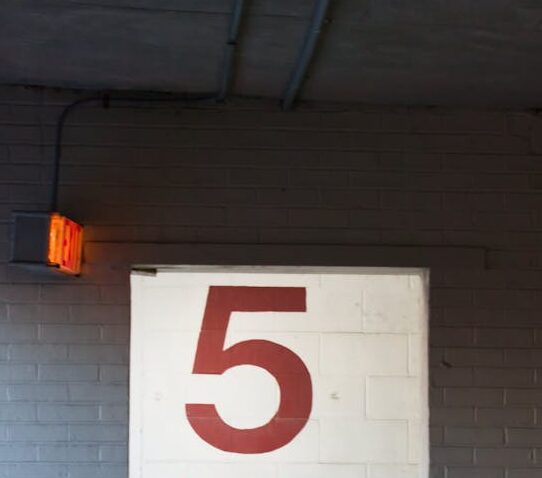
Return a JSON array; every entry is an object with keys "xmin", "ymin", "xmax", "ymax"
[{"xmin": 186, "ymin": 286, "xmax": 312, "ymax": 453}]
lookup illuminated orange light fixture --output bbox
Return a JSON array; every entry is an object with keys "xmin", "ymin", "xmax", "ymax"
[
  {"xmin": 47, "ymin": 213, "xmax": 83, "ymax": 275},
  {"xmin": 11, "ymin": 211, "xmax": 83, "ymax": 276}
]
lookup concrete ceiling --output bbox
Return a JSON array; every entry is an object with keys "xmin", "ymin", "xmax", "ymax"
[{"xmin": 1, "ymin": 0, "xmax": 542, "ymax": 107}]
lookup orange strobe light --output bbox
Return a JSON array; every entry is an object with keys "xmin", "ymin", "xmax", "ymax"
[
  {"xmin": 11, "ymin": 211, "xmax": 83, "ymax": 275},
  {"xmin": 47, "ymin": 213, "xmax": 83, "ymax": 275}
]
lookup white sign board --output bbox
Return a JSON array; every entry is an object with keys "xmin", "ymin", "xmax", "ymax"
[{"xmin": 130, "ymin": 267, "xmax": 429, "ymax": 478}]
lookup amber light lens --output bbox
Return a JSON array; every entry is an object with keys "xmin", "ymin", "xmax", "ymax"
[{"xmin": 47, "ymin": 213, "xmax": 83, "ymax": 275}]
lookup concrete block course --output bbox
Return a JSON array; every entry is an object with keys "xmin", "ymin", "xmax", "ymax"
[{"xmin": 1, "ymin": 86, "xmax": 542, "ymax": 476}]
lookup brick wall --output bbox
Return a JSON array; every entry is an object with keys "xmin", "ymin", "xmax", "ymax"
[{"xmin": 1, "ymin": 85, "xmax": 542, "ymax": 477}]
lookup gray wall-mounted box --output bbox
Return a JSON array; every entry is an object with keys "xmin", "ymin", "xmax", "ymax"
[{"xmin": 11, "ymin": 211, "xmax": 50, "ymax": 266}]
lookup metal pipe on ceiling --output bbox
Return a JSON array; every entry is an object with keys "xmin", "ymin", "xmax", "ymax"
[
  {"xmin": 282, "ymin": 0, "xmax": 331, "ymax": 110},
  {"xmin": 218, "ymin": 0, "xmax": 248, "ymax": 101}
]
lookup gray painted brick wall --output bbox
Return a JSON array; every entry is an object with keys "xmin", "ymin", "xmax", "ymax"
[{"xmin": 1, "ymin": 86, "xmax": 542, "ymax": 477}]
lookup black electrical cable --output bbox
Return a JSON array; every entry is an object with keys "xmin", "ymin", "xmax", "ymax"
[
  {"xmin": 50, "ymin": 0, "xmax": 249, "ymax": 212},
  {"xmin": 50, "ymin": 96, "xmax": 101, "ymax": 211},
  {"xmin": 49, "ymin": 92, "xmax": 218, "ymax": 212}
]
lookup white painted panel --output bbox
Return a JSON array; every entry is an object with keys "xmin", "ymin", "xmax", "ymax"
[
  {"xmin": 279, "ymin": 463, "xmax": 367, "ymax": 478},
  {"xmin": 366, "ymin": 377, "xmax": 422, "ymax": 420},
  {"xmin": 363, "ymin": 275, "xmax": 425, "ymax": 333},
  {"xmin": 319, "ymin": 418, "xmax": 409, "ymax": 463},
  {"xmin": 368, "ymin": 464, "xmax": 421, "ymax": 478},
  {"xmin": 130, "ymin": 266, "xmax": 429, "ymax": 477},
  {"xmin": 320, "ymin": 334, "xmax": 409, "ymax": 376}
]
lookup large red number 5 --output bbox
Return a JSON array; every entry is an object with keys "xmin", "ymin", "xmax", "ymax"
[{"xmin": 185, "ymin": 286, "xmax": 312, "ymax": 454}]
